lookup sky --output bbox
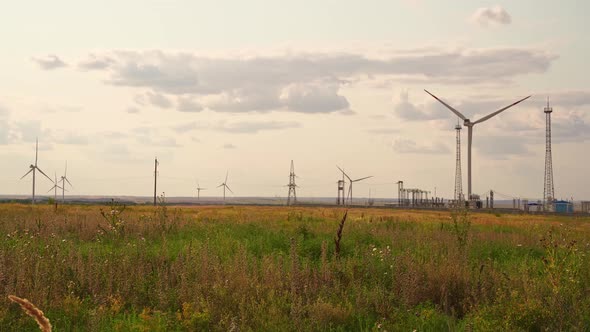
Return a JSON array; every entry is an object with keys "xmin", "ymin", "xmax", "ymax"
[{"xmin": 1, "ymin": 0, "xmax": 589, "ymax": 200}]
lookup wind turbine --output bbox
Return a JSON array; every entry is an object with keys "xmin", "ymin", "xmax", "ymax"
[
  {"xmin": 337, "ymin": 166, "xmax": 372, "ymax": 205},
  {"xmin": 424, "ymin": 90, "xmax": 531, "ymax": 200},
  {"xmin": 196, "ymin": 181, "xmax": 206, "ymax": 200},
  {"xmin": 60, "ymin": 161, "xmax": 73, "ymax": 203},
  {"xmin": 217, "ymin": 171, "xmax": 233, "ymax": 203},
  {"xmin": 20, "ymin": 138, "xmax": 53, "ymax": 204},
  {"xmin": 48, "ymin": 173, "xmax": 64, "ymax": 203}
]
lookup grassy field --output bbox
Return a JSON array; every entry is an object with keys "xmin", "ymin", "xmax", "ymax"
[{"xmin": 0, "ymin": 202, "xmax": 589, "ymax": 331}]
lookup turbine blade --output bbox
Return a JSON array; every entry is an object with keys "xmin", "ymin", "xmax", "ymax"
[
  {"xmin": 35, "ymin": 138, "xmax": 39, "ymax": 165},
  {"xmin": 353, "ymin": 176, "xmax": 373, "ymax": 182},
  {"xmin": 424, "ymin": 90, "xmax": 467, "ymax": 121},
  {"xmin": 47, "ymin": 186, "xmax": 56, "ymax": 193},
  {"xmin": 472, "ymin": 95, "xmax": 532, "ymax": 125},
  {"xmin": 217, "ymin": 184, "xmax": 224, "ymax": 188},
  {"xmin": 225, "ymin": 171, "xmax": 229, "ymax": 184},
  {"xmin": 36, "ymin": 167, "xmax": 53, "ymax": 182},
  {"xmin": 64, "ymin": 161, "xmax": 68, "ymax": 176},
  {"xmin": 20, "ymin": 168, "xmax": 34, "ymax": 180},
  {"xmin": 336, "ymin": 165, "xmax": 352, "ymax": 181},
  {"xmin": 65, "ymin": 178, "xmax": 73, "ymax": 187},
  {"xmin": 225, "ymin": 185, "xmax": 234, "ymax": 194}
]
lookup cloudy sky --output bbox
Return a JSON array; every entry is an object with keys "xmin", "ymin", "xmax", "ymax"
[{"xmin": 1, "ymin": 0, "xmax": 589, "ymax": 200}]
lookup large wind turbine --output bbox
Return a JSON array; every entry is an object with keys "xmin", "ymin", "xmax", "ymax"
[
  {"xmin": 424, "ymin": 90, "xmax": 531, "ymax": 200},
  {"xmin": 60, "ymin": 161, "xmax": 73, "ymax": 203},
  {"xmin": 337, "ymin": 166, "xmax": 372, "ymax": 205},
  {"xmin": 48, "ymin": 173, "xmax": 64, "ymax": 202},
  {"xmin": 217, "ymin": 171, "xmax": 233, "ymax": 203},
  {"xmin": 20, "ymin": 138, "xmax": 53, "ymax": 204}
]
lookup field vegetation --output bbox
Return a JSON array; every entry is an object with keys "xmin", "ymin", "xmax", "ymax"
[{"xmin": 1, "ymin": 201, "xmax": 589, "ymax": 331}]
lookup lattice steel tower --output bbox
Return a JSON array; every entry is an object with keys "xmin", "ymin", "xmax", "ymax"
[
  {"xmin": 287, "ymin": 160, "xmax": 297, "ymax": 205},
  {"xmin": 454, "ymin": 121, "xmax": 463, "ymax": 201},
  {"xmin": 543, "ymin": 98, "xmax": 555, "ymax": 209}
]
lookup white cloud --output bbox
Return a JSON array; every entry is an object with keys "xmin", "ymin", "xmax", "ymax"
[
  {"xmin": 126, "ymin": 106, "xmax": 140, "ymax": 114},
  {"xmin": 171, "ymin": 120, "xmax": 302, "ymax": 134},
  {"xmin": 217, "ymin": 120, "xmax": 301, "ymax": 133},
  {"xmin": 78, "ymin": 54, "xmax": 115, "ymax": 70},
  {"xmin": 470, "ymin": 6, "xmax": 512, "ymax": 27},
  {"xmin": 71, "ymin": 46, "xmax": 555, "ymax": 114},
  {"xmin": 177, "ymin": 97, "xmax": 203, "ymax": 112},
  {"xmin": 131, "ymin": 126, "xmax": 180, "ymax": 147},
  {"xmin": 532, "ymin": 91, "xmax": 590, "ymax": 108},
  {"xmin": 55, "ymin": 132, "xmax": 89, "ymax": 145},
  {"xmin": 279, "ymin": 82, "xmax": 349, "ymax": 113},
  {"xmin": 366, "ymin": 128, "xmax": 400, "ymax": 134},
  {"xmin": 393, "ymin": 91, "xmax": 448, "ymax": 121},
  {"xmin": 0, "ymin": 120, "xmax": 10, "ymax": 144},
  {"xmin": 32, "ymin": 55, "xmax": 67, "ymax": 70},
  {"xmin": 146, "ymin": 91, "xmax": 173, "ymax": 108},
  {"xmin": 392, "ymin": 139, "xmax": 450, "ymax": 154},
  {"xmin": 475, "ymin": 135, "xmax": 533, "ymax": 159},
  {"xmin": 553, "ymin": 111, "xmax": 590, "ymax": 143},
  {"xmin": 16, "ymin": 120, "xmax": 48, "ymax": 142},
  {"xmin": 0, "ymin": 103, "xmax": 9, "ymax": 117},
  {"xmin": 171, "ymin": 122, "xmax": 198, "ymax": 134}
]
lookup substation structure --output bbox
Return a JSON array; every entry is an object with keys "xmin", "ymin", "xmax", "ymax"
[{"xmin": 396, "ymin": 181, "xmax": 445, "ymax": 208}]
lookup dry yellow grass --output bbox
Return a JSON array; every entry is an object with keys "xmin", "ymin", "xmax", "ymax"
[{"xmin": 8, "ymin": 295, "xmax": 52, "ymax": 332}]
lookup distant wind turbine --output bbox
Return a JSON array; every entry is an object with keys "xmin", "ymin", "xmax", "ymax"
[
  {"xmin": 48, "ymin": 173, "xmax": 64, "ymax": 203},
  {"xmin": 196, "ymin": 181, "xmax": 206, "ymax": 200},
  {"xmin": 424, "ymin": 90, "xmax": 530, "ymax": 200},
  {"xmin": 337, "ymin": 166, "xmax": 372, "ymax": 205},
  {"xmin": 217, "ymin": 171, "xmax": 233, "ymax": 203},
  {"xmin": 60, "ymin": 161, "xmax": 73, "ymax": 203},
  {"xmin": 20, "ymin": 138, "xmax": 53, "ymax": 204}
]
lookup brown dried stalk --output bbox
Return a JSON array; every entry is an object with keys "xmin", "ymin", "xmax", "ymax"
[
  {"xmin": 334, "ymin": 210, "xmax": 348, "ymax": 257},
  {"xmin": 8, "ymin": 295, "xmax": 52, "ymax": 332}
]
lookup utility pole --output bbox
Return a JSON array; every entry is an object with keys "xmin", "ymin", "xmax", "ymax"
[
  {"xmin": 287, "ymin": 160, "xmax": 297, "ymax": 205},
  {"xmin": 153, "ymin": 157, "xmax": 158, "ymax": 206},
  {"xmin": 543, "ymin": 98, "xmax": 555, "ymax": 211}
]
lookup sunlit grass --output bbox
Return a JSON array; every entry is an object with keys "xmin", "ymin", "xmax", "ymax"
[{"xmin": 1, "ymin": 203, "xmax": 589, "ymax": 330}]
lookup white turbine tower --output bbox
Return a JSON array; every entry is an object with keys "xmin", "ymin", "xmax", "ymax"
[
  {"xmin": 20, "ymin": 138, "xmax": 53, "ymax": 204},
  {"xmin": 424, "ymin": 90, "xmax": 531, "ymax": 200},
  {"xmin": 217, "ymin": 171, "xmax": 233, "ymax": 203},
  {"xmin": 60, "ymin": 161, "xmax": 73, "ymax": 203},
  {"xmin": 337, "ymin": 166, "xmax": 372, "ymax": 205}
]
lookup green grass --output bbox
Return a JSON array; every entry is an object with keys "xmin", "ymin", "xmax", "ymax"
[{"xmin": 0, "ymin": 203, "xmax": 589, "ymax": 331}]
